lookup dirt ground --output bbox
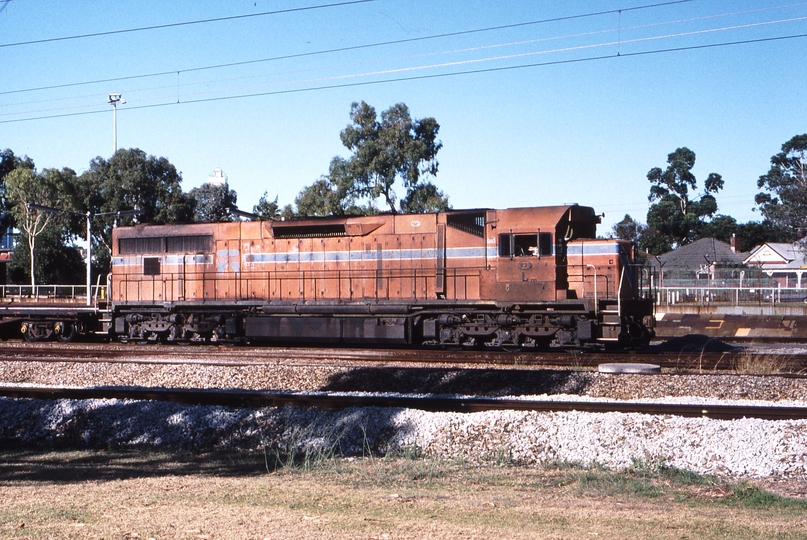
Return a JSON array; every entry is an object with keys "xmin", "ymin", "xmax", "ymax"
[{"xmin": 2, "ymin": 449, "xmax": 807, "ymax": 540}]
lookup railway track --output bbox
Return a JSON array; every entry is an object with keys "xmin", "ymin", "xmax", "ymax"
[
  {"xmin": 1, "ymin": 384, "xmax": 805, "ymax": 421},
  {"xmin": 0, "ymin": 342, "xmax": 806, "ymax": 372}
]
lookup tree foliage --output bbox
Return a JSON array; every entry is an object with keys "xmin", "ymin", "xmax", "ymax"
[
  {"xmin": 5, "ymin": 167, "xmax": 82, "ymax": 286},
  {"xmin": 400, "ymin": 181, "xmax": 451, "ymax": 214},
  {"xmin": 294, "ymin": 178, "xmax": 344, "ymax": 217},
  {"xmin": 8, "ymin": 225, "xmax": 85, "ymax": 285},
  {"xmin": 253, "ymin": 192, "xmax": 279, "ymax": 219},
  {"xmin": 0, "ymin": 149, "xmax": 34, "ymax": 183},
  {"xmin": 253, "ymin": 192, "xmax": 295, "ymax": 220},
  {"xmin": 755, "ymin": 134, "xmax": 807, "ymax": 233},
  {"xmin": 293, "ymin": 101, "xmax": 447, "ymax": 216},
  {"xmin": 77, "ymin": 148, "xmax": 194, "ymax": 271},
  {"xmin": 645, "ymin": 147, "xmax": 723, "ymax": 250},
  {"xmin": 611, "ymin": 214, "xmax": 646, "ymax": 243},
  {"xmin": 0, "ymin": 149, "xmax": 35, "ymax": 229},
  {"xmin": 735, "ymin": 219, "xmax": 795, "ymax": 248},
  {"xmin": 296, "ymin": 158, "xmax": 369, "ymax": 217},
  {"xmin": 698, "ymin": 214, "xmax": 738, "ymax": 244},
  {"xmin": 189, "ymin": 183, "xmax": 238, "ymax": 223}
]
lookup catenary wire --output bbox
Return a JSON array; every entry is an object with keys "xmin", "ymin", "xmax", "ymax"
[
  {"xmin": 2, "ymin": 13, "xmax": 805, "ymax": 119},
  {"xmin": 146, "ymin": 15, "xmax": 807, "ymax": 104},
  {"xmin": 0, "ymin": 0, "xmax": 698, "ymax": 96},
  {"xmin": 6, "ymin": 3, "xmax": 805, "ymax": 109},
  {"xmin": 0, "ymin": 0, "xmax": 376, "ymax": 49},
  {"xmin": 5, "ymin": 0, "xmax": 804, "ymax": 118},
  {"xmin": 2, "ymin": 31, "xmax": 805, "ymax": 125}
]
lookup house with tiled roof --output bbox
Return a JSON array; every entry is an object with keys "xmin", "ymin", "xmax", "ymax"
[
  {"xmin": 654, "ymin": 237, "xmax": 747, "ymax": 280},
  {"xmin": 744, "ymin": 242, "xmax": 807, "ymax": 288}
]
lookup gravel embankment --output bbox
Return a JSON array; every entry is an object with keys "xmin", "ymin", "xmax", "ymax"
[
  {"xmin": 1, "ymin": 398, "xmax": 806, "ymax": 480},
  {"xmin": 0, "ymin": 360, "xmax": 806, "ymax": 481}
]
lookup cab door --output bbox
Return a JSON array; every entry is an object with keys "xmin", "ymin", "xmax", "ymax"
[{"xmin": 495, "ymin": 230, "xmax": 555, "ymax": 301}]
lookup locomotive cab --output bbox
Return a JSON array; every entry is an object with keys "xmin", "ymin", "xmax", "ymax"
[{"xmin": 488, "ymin": 205, "xmax": 654, "ymax": 347}]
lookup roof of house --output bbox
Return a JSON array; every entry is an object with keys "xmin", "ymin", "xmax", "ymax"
[
  {"xmin": 744, "ymin": 242, "xmax": 806, "ymax": 269},
  {"xmin": 655, "ymin": 237, "xmax": 747, "ymax": 269}
]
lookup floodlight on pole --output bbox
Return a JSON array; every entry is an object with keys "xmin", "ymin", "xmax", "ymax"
[{"xmin": 107, "ymin": 93, "xmax": 126, "ymax": 154}]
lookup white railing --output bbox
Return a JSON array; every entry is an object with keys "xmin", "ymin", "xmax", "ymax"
[
  {"xmin": 657, "ymin": 286, "xmax": 807, "ymax": 306},
  {"xmin": 0, "ymin": 284, "xmax": 108, "ymax": 303}
]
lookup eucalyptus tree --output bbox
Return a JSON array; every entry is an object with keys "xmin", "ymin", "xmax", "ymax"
[
  {"xmin": 0, "ymin": 149, "xmax": 35, "ymax": 229},
  {"xmin": 645, "ymin": 147, "xmax": 724, "ymax": 249},
  {"xmin": 5, "ymin": 167, "xmax": 81, "ymax": 286},
  {"xmin": 755, "ymin": 134, "xmax": 807, "ymax": 234},
  {"xmin": 77, "ymin": 148, "xmax": 194, "ymax": 273},
  {"xmin": 293, "ymin": 101, "xmax": 448, "ymax": 216},
  {"xmin": 189, "ymin": 182, "xmax": 238, "ymax": 222}
]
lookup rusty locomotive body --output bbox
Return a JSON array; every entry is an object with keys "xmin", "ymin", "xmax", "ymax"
[{"xmin": 108, "ymin": 205, "xmax": 655, "ymax": 348}]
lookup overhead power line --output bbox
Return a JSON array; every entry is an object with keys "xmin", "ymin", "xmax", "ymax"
[
  {"xmin": 2, "ymin": 31, "xmax": 805, "ymax": 126},
  {"xmin": 3, "ymin": 10, "xmax": 805, "ymax": 116},
  {"xmin": 4, "ymin": 7, "xmax": 741, "ymax": 107},
  {"xmin": 0, "ymin": 0, "xmax": 697, "ymax": 96},
  {"xmin": 0, "ymin": 0, "xmax": 375, "ymax": 49}
]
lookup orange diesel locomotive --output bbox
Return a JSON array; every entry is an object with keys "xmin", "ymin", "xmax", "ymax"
[{"xmin": 110, "ymin": 205, "xmax": 655, "ymax": 348}]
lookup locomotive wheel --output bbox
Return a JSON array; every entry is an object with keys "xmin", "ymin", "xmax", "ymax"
[
  {"xmin": 22, "ymin": 323, "xmax": 53, "ymax": 342},
  {"xmin": 165, "ymin": 324, "xmax": 184, "ymax": 343},
  {"xmin": 55, "ymin": 322, "xmax": 78, "ymax": 343}
]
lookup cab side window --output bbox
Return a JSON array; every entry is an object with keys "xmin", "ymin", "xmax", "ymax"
[
  {"xmin": 513, "ymin": 235, "xmax": 537, "ymax": 257},
  {"xmin": 499, "ymin": 233, "xmax": 553, "ymax": 257}
]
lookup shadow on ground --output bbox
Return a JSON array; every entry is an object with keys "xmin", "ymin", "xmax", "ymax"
[
  {"xmin": 321, "ymin": 367, "xmax": 590, "ymax": 396},
  {"xmin": 0, "ymin": 370, "xmax": 591, "ymax": 482},
  {"xmin": 0, "ymin": 446, "xmax": 271, "ymax": 482}
]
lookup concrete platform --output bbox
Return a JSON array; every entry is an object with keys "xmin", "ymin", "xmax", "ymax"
[{"xmin": 655, "ymin": 312, "xmax": 807, "ymax": 340}]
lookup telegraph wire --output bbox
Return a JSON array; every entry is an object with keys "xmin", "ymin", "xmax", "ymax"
[
  {"xmin": 2, "ymin": 13, "xmax": 739, "ymax": 107},
  {"xmin": 0, "ymin": 0, "xmax": 375, "ymax": 49},
  {"xmin": 0, "ymin": 0, "xmax": 697, "ymax": 96},
  {"xmin": 4, "ymin": 13, "xmax": 805, "ymax": 117},
  {"xmin": 3, "ymin": 31, "xmax": 805, "ymax": 125},
  {"xmin": 1, "ymin": 0, "xmax": 803, "ymax": 107}
]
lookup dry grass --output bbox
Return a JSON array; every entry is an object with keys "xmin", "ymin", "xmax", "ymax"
[
  {"xmin": 733, "ymin": 350, "xmax": 794, "ymax": 375},
  {"xmin": 1, "ymin": 449, "xmax": 806, "ymax": 539}
]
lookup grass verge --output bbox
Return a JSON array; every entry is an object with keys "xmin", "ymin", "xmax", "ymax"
[{"xmin": 1, "ymin": 448, "xmax": 805, "ymax": 539}]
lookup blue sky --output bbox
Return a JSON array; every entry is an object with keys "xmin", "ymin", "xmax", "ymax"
[{"xmin": 1, "ymin": 0, "xmax": 805, "ymax": 234}]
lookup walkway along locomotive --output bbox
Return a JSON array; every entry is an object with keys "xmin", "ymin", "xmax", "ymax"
[{"xmin": 104, "ymin": 204, "xmax": 655, "ymax": 348}]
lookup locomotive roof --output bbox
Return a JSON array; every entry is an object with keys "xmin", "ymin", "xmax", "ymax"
[{"xmin": 113, "ymin": 204, "xmax": 597, "ymax": 235}]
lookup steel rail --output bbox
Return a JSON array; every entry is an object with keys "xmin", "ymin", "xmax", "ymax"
[
  {"xmin": 0, "ymin": 343, "xmax": 806, "ymax": 372},
  {"xmin": 1, "ymin": 385, "xmax": 805, "ymax": 421}
]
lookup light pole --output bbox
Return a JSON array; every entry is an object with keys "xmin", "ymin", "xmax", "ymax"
[
  {"xmin": 27, "ymin": 204, "xmax": 140, "ymax": 306},
  {"xmin": 107, "ymin": 93, "xmax": 126, "ymax": 154}
]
